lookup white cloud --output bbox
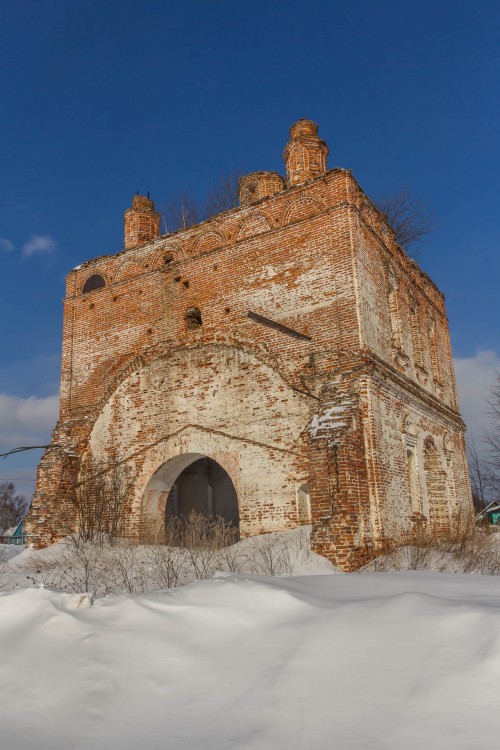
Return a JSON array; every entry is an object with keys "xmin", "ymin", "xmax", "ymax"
[
  {"xmin": 22, "ymin": 234, "xmax": 58, "ymax": 258},
  {"xmin": 0, "ymin": 238, "xmax": 14, "ymax": 252},
  {"xmin": 0, "ymin": 393, "xmax": 59, "ymax": 451},
  {"xmin": 454, "ymin": 350, "xmax": 500, "ymax": 443}
]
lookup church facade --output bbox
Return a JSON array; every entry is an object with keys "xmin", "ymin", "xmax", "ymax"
[{"xmin": 26, "ymin": 119, "xmax": 472, "ymax": 570}]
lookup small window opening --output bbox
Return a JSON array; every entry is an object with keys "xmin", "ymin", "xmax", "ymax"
[
  {"xmin": 164, "ymin": 254, "xmax": 174, "ymax": 265},
  {"xmin": 182, "ymin": 280, "xmax": 190, "ymax": 288},
  {"xmin": 225, "ymin": 307, "xmax": 230, "ymax": 314},
  {"xmin": 82, "ymin": 274, "xmax": 106, "ymax": 294},
  {"xmin": 174, "ymin": 276, "xmax": 181, "ymax": 282},
  {"xmin": 185, "ymin": 307, "xmax": 202, "ymax": 328}
]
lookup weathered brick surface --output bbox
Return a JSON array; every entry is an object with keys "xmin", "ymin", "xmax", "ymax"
[{"xmin": 27, "ymin": 119, "xmax": 472, "ymax": 569}]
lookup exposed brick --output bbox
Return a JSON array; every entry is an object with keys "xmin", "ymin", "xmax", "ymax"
[{"xmin": 26, "ymin": 119, "xmax": 473, "ymax": 570}]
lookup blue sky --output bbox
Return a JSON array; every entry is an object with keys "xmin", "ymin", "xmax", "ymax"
[{"xmin": 1, "ymin": 0, "xmax": 499, "ymax": 495}]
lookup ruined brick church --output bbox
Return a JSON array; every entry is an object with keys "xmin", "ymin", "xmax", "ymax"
[{"xmin": 27, "ymin": 119, "xmax": 472, "ymax": 570}]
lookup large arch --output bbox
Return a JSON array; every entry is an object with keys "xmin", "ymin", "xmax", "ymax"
[{"xmin": 86, "ymin": 344, "xmax": 312, "ymax": 540}]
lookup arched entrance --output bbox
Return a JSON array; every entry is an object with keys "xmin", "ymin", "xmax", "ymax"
[
  {"xmin": 142, "ymin": 453, "xmax": 239, "ymax": 533},
  {"xmin": 166, "ymin": 456, "xmax": 239, "ymax": 525}
]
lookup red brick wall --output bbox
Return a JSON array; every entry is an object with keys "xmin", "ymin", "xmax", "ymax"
[{"xmin": 27, "ymin": 121, "xmax": 472, "ymax": 569}]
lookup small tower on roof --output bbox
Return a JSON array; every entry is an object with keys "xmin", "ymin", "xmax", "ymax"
[
  {"xmin": 124, "ymin": 193, "xmax": 161, "ymax": 250},
  {"xmin": 283, "ymin": 119, "xmax": 329, "ymax": 186}
]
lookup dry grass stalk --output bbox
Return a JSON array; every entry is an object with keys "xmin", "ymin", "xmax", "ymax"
[{"xmin": 366, "ymin": 508, "xmax": 500, "ymax": 575}]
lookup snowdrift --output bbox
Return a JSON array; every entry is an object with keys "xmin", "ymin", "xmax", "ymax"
[{"xmin": 1, "ymin": 571, "xmax": 500, "ymax": 749}]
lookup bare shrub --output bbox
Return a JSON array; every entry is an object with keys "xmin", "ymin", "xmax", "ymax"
[
  {"xmin": 23, "ymin": 451, "xmax": 139, "ymax": 598},
  {"xmin": 173, "ymin": 512, "xmax": 239, "ymax": 580},
  {"xmin": 145, "ymin": 546, "xmax": 190, "ymax": 589},
  {"xmin": 22, "ymin": 513, "xmax": 241, "ymax": 599},
  {"xmin": 23, "ymin": 537, "xmax": 113, "ymax": 602},
  {"xmin": 25, "ymin": 537, "xmax": 150, "ymax": 601},
  {"xmin": 216, "ymin": 542, "xmax": 245, "ymax": 574},
  {"xmin": 245, "ymin": 533, "xmax": 293, "ymax": 576},
  {"xmin": 108, "ymin": 541, "xmax": 149, "ymax": 594},
  {"xmin": 369, "ymin": 531, "xmax": 436, "ymax": 572},
  {"xmin": 20, "ymin": 513, "xmax": 317, "ymax": 601},
  {"xmin": 367, "ymin": 508, "xmax": 500, "ymax": 575},
  {"xmin": 71, "ymin": 454, "xmax": 133, "ymax": 546},
  {"xmin": 57, "ymin": 536, "xmax": 116, "ymax": 602},
  {"xmin": 142, "ymin": 516, "xmax": 314, "ymax": 579},
  {"xmin": 175, "ymin": 512, "xmax": 238, "ymax": 547},
  {"xmin": 142, "ymin": 511, "xmax": 242, "ymax": 580},
  {"xmin": 23, "ymin": 547, "xmax": 66, "ymax": 588},
  {"xmin": 244, "ymin": 527, "xmax": 313, "ymax": 576}
]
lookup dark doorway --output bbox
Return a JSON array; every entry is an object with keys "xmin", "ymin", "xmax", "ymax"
[{"xmin": 166, "ymin": 457, "xmax": 239, "ymax": 527}]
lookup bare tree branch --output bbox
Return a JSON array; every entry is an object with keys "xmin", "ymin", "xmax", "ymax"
[
  {"xmin": 467, "ymin": 435, "xmax": 491, "ymax": 511},
  {"xmin": 205, "ymin": 172, "xmax": 242, "ymax": 216},
  {"xmin": 471, "ymin": 369, "xmax": 500, "ymax": 511},
  {"xmin": 160, "ymin": 191, "xmax": 205, "ymax": 233},
  {"xmin": 0, "ymin": 482, "xmax": 28, "ymax": 532},
  {"xmin": 159, "ymin": 171, "xmax": 242, "ymax": 234},
  {"xmin": 0, "ymin": 445, "xmax": 61, "ymax": 460},
  {"xmin": 374, "ymin": 190, "xmax": 434, "ymax": 256}
]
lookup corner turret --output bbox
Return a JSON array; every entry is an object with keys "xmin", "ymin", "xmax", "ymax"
[
  {"xmin": 283, "ymin": 119, "xmax": 329, "ymax": 186},
  {"xmin": 124, "ymin": 193, "xmax": 160, "ymax": 250}
]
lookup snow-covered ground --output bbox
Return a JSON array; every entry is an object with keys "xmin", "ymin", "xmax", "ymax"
[
  {"xmin": 0, "ymin": 527, "xmax": 336, "ymax": 596},
  {"xmin": 1, "ymin": 543, "xmax": 500, "ymax": 748}
]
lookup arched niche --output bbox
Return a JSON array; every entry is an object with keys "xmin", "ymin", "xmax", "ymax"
[
  {"xmin": 423, "ymin": 437, "xmax": 449, "ymax": 531},
  {"xmin": 283, "ymin": 197, "xmax": 322, "ymax": 226},
  {"xmin": 236, "ymin": 213, "xmax": 272, "ymax": 241},
  {"xmin": 114, "ymin": 261, "xmax": 143, "ymax": 283},
  {"xmin": 195, "ymin": 231, "xmax": 224, "ymax": 253}
]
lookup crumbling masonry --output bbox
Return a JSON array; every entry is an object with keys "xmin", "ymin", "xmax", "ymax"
[{"xmin": 27, "ymin": 119, "xmax": 472, "ymax": 570}]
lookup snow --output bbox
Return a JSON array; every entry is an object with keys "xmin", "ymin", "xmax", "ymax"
[
  {"xmin": 0, "ymin": 542, "xmax": 24, "ymax": 562},
  {"xmin": 1, "ymin": 568, "xmax": 500, "ymax": 748},
  {"xmin": 310, "ymin": 398, "xmax": 351, "ymax": 439},
  {"xmin": 1, "ymin": 527, "xmax": 337, "ymax": 595}
]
